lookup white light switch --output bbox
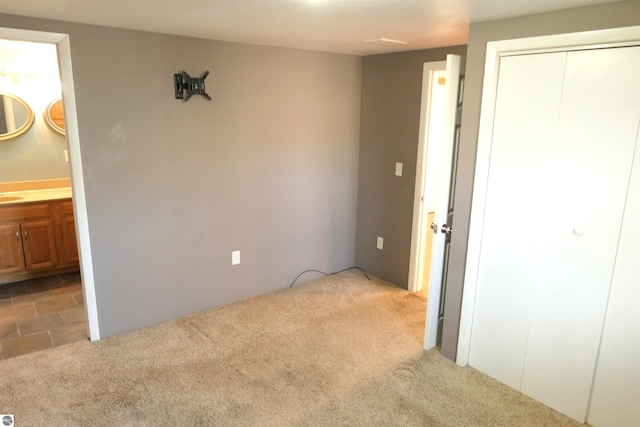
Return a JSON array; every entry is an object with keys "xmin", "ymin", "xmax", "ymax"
[
  {"xmin": 232, "ymin": 250, "xmax": 240, "ymax": 265},
  {"xmin": 395, "ymin": 162, "xmax": 403, "ymax": 176},
  {"xmin": 64, "ymin": 150, "xmax": 69, "ymax": 163},
  {"xmin": 377, "ymin": 236, "xmax": 384, "ymax": 250}
]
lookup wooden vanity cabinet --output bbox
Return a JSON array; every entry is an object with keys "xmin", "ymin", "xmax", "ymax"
[{"xmin": 0, "ymin": 200, "xmax": 79, "ymax": 284}]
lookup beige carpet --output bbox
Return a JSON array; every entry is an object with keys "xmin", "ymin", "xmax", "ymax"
[{"xmin": 0, "ymin": 270, "xmax": 580, "ymax": 426}]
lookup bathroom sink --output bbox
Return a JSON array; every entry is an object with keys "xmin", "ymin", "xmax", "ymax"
[{"xmin": 0, "ymin": 196, "xmax": 23, "ymax": 202}]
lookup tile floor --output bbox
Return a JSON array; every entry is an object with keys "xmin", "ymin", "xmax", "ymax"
[{"xmin": 0, "ymin": 272, "xmax": 87, "ymax": 360}]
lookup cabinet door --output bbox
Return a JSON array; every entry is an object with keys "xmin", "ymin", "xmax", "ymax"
[
  {"xmin": 22, "ymin": 219, "xmax": 58, "ymax": 270},
  {"xmin": 0, "ymin": 223, "xmax": 25, "ymax": 275},
  {"xmin": 60, "ymin": 215, "xmax": 79, "ymax": 266}
]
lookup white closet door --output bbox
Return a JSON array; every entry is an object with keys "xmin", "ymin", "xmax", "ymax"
[
  {"xmin": 520, "ymin": 46, "xmax": 640, "ymax": 421},
  {"xmin": 469, "ymin": 45, "xmax": 640, "ymax": 423},
  {"xmin": 468, "ymin": 52, "xmax": 567, "ymax": 389},
  {"xmin": 587, "ymin": 98, "xmax": 640, "ymax": 427}
]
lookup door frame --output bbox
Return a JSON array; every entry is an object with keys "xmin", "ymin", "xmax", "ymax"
[
  {"xmin": 0, "ymin": 27, "xmax": 100, "ymax": 341},
  {"xmin": 456, "ymin": 25, "xmax": 640, "ymax": 366},
  {"xmin": 408, "ymin": 60, "xmax": 446, "ymax": 294}
]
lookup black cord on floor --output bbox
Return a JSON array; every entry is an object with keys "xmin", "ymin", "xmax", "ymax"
[{"xmin": 289, "ymin": 266, "xmax": 371, "ymax": 288}]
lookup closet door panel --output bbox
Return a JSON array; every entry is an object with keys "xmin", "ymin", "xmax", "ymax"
[
  {"xmin": 588, "ymin": 114, "xmax": 640, "ymax": 427},
  {"xmin": 520, "ymin": 46, "xmax": 640, "ymax": 421},
  {"xmin": 588, "ymin": 132, "xmax": 640, "ymax": 427},
  {"xmin": 468, "ymin": 52, "xmax": 567, "ymax": 389}
]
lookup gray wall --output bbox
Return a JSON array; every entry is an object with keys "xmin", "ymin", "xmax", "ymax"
[
  {"xmin": 0, "ymin": 14, "xmax": 362, "ymax": 337},
  {"xmin": 441, "ymin": 0, "xmax": 640, "ymax": 360},
  {"xmin": 355, "ymin": 46, "xmax": 467, "ymax": 287}
]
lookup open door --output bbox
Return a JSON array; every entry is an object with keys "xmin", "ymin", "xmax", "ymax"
[
  {"xmin": 409, "ymin": 61, "xmax": 446, "ymax": 296},
  {"xmin": 423, "ymin": 54, "xmax": 464, "ymax": 350}
]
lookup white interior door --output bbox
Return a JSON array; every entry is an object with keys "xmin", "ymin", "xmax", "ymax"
[
  {"xmin": 409, "ymin": 61, "xmax": 446, "ymax": 296},
  {"xmin": 468, "ymin": 45, "xmax": 640, "ymax": 422},
  {"xmin": 424, "ymin": 54, "xmax": 464, "ymax": 349}
]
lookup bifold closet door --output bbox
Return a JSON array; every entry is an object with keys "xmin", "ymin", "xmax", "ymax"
[
  {"xmin": 587, "ymin": 85, "xmax": 640, "ymax": 427},
  {"xmin": 469, "ymin": 45, "xmax": 640, "ymax": 422},
  {"xmin": 588, "ymin": 127, "xmax": 640, "ymax": 427},
  {"xmin": 519, "ymin": 46, "xmax": 640, "ymax": 422},
  {"xmin": 467, "ymin": 51, "xmax": 567, "ymax": 390}
]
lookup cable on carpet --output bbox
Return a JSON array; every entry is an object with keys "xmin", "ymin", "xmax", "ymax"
[{"xmin": 289, "ymin": 266, "xmax": 371, "ymax": 288}]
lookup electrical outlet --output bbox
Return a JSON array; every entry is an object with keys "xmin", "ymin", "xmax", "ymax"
[
  {"xmin": 377, "ymin": 236, "xmax": 384, "ymax": 250},
  {"xmin": 395, "ymin": 162, "xmax": 403, "ymax": 176},
  {"xmin": 232, "ymin": 250, "xmax": 240, "ymax": 265}
]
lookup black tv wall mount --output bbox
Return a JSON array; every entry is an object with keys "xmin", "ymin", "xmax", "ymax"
[{"xmin": 174, "ymin": 71, "xmax": 211, "ymax": 102}]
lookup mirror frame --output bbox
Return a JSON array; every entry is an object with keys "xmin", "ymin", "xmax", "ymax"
[
  {"xmin": 44, "ymin": 97, "xmax": 65, "ymax": 136},
  {"xmin": 0, "ymin": 91, "xmax": 35, "ymax": 142}
]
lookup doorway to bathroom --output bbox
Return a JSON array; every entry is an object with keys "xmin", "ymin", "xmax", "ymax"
[{"xmin": 0, "ymin": 27, "xmax": 99, "ymax": 358}]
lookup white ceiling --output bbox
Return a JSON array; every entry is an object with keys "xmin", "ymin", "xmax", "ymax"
[{"xmin": 0, "ymin": 0, "xmax": 624, "ymax": 55}]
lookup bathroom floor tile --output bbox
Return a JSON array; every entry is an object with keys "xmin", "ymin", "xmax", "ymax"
[
  {"xmin": 0, "ymin": 322, "xmax": 19, "ymax": 341},
  {"xmin": 61, "ymin": 272, "xmax": 82, "ymax": 285},
  {"xmin": 1, "ymin": 332, "xmax": 52, "ymax": 359},
  {"xmin": 0, "ymin": 282, "xmax": 26, "ymax": 298},
  {"xmin": 31, "ymin": 275, "xmax": 66, "ymax": 289},
  {"xmin": 23, "ymin": 279, "xmax": 51, "ymax": 293},
  {"xmin": 0, "ymin": 272, "xmax": 85, "ymax": 359},
  {"xmin": 51, "ymin": 323, "xmax": 87, "ymax": 346},
  {"xmin": 0, "ymin": 304, "xmax": 37, "ymax": 324},
  {"xmin": 11, "ymin": 289, "xmax": 53, "ymax": 306},
  {"xmin": 18, "ymin": 313, "xmax": 65, "ymax": 336},
  {"xmin": 73, "ymin": 293, "xmax": 84, "ymax": 307},
  {"xmin": 34, "ymin": 296, "xmax": 77, "ymax": 316},
  {"xmin": 49, "ymin": 284, "xmax": 82, "ymax": 296},
  {"xmin": 60, "ymin": 307, "xmax": 86, "ymax": 325}
]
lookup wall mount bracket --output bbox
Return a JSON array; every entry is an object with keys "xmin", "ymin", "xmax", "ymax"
[{"xmin": 174, "ymin": 71, "xmax": 211, "ymax": 102}]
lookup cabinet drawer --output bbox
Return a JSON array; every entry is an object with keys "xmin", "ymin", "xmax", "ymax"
[{"xmin": 0, "ymin": 203, "xmax": 51, "ymax": 222}]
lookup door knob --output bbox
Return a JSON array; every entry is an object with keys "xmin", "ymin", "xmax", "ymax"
[
  {"xmin": 441, "ymin": 224, "xmax": 452, "ymax": 234},
  {"xmin": 430, "ymin": 223, "xmax": 439, "ymax": 232}
]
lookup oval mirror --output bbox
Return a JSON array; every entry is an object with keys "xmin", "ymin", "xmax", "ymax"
[
  {"xmin": 44, "ymin": 98, "xmax": 65, "ymax": 136},
  {"xmin": 0, "ymin": 92, "xmax": 35, "ymax": 142}
]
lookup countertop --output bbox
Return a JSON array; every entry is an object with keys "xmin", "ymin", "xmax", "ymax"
[{"xmin": 0, "ymin": 187, "xmax": 73, "ymax": 205}]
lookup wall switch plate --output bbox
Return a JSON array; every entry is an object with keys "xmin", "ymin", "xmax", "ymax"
[
  {"xmin": 377, "ymin": 236, "xmax": 384, "ymax": 250},
  {"xmin": 64, "ymin": 150, "xmax": 69, "ymax": 163},
  {"xmin": 395, "ymin": 162, "xmax": 403, "ymax": 176},
  {"xmin": 232, "ymin": 250, "xmax": 240, "ymax": 265}
]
